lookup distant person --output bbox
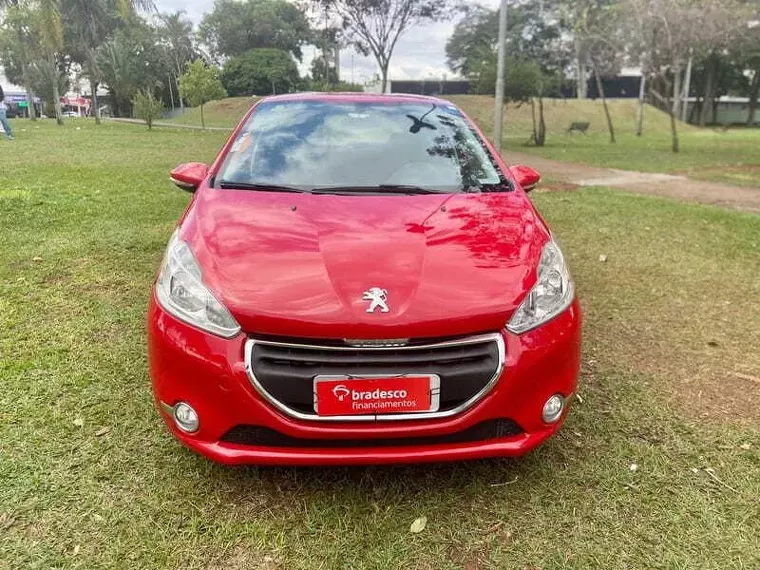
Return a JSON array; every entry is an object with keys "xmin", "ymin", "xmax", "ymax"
[{"xmin": 0, "ymin": 85, "xmax": 14, "ymax": 140}]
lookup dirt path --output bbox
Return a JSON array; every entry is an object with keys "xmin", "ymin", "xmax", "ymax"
[{"xmin": 504, "ymin": 150, "xmax": 760, "ymax": 214}]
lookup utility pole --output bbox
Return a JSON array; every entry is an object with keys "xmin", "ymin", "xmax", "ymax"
[{"xmin": 493, "ymin": 0, "xmax": 508, "ymax": 152}]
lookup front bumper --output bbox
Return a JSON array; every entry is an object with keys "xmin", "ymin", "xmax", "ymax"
[{"xmin": 147, "ymin": 296, "xmax": 582, "ymax": 466}]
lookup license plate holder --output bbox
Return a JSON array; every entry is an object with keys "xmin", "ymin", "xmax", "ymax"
[{"xmin": 313, "ymin": 374, "xmax": 440, "ymax": 417}]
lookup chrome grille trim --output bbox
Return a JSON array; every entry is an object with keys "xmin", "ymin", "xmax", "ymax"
[{"xmin": 243, "ymin": 332, "xmax": 506, "ymax": 422}]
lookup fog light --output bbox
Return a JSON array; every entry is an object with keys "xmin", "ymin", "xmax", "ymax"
[
  {"xmin": 542, "ymin": 394, "xmax": 565, "ymax": 423},
  {"xmin": 173, "ymin": 402, "xmax": 199, "ymax": 433}
]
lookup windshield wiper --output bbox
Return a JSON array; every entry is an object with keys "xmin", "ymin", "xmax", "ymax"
[
  {"xmin": 218, "ymin": 180, "xmax": 311, "ymax": 193},
  {"xmin": 310, "ymin": 184, "xmax": 450, "ymax": 195},
  {"xmin": 464, "ymin": 181, "xmax": 514, "ymax": 193}
]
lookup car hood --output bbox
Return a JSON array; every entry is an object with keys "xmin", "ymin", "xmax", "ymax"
[{"xmin": 181, "ymin": 188, "xmax": 549, "ymax": 339}]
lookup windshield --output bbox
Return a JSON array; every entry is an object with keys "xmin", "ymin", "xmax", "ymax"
[{"xmin": 215, "ymin": 99, "xmax": 506, "ymax": 193}]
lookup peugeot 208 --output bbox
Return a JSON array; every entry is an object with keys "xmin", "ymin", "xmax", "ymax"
[{"xmin": 148, "ymin": 93, "xmax": 581, "ymax": 465}]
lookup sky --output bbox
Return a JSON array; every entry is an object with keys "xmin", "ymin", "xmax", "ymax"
[{"xmin": 155, "ymin": 0, "xmax": 502, "ymax": 85}]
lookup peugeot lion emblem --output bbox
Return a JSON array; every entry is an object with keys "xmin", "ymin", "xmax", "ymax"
[{"xmin": 362, "ymin": 287, "xmax": 389, "ymax": 313}]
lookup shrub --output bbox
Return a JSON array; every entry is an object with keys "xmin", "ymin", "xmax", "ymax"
[{"xmin": 132, "ymin": 90, "xmax": 164, "ymax": 130}]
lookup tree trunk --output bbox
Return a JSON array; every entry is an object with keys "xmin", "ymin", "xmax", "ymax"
[
  {"xmin": 575, "ymin": 42, "xmax": 586, "ymax": 99},
  {"xmin": 536, "ymin": 97, "xmax": 546, "ymax": 146},
  {"xmin": 200, "ymin": 103, "xmax": 205, "ymax": 129},
  {"xmin": 669, "ymin": 81, "xmax": 679, "ymax": 153},
  {"xmin": 747, "ymin": 68, "xmax": 759, "ymax": 126},
  {"xmin": 21, "ymin": 62, "xmax": 37, "ymax": 120},
  {"xmin": 168, "ymin": 76, "xmax": 176, "ymax": 112},
  {"xmin": 530, "ymin": 97, "xmax": 538, "ymax": 144},
  {"xmin": 594, "ymin": 67, "xmax": 615, "ymax": 143},
  {"xmin": 91, "ymin": 79, "xmax": 101, "ymax": 125},
  {"xmin": 669, "ymin": 105, "xmax": 679, "ymax": 153},
  {"xmin": 636, "ymin": 70, "xmax": 647, "ymax": 136},
  {"xmin": 689, "ymin": 93, "xmax": 700, "ymax": 123},
  {"xmin": 177, "ymin": 77, "xmax": 185, "ymax": 111},
  {"xmin": 681, "ymin": 52, "xmax": 693, "ymax": 123},
  {"xmin": 25, "ymin": 88, "xmax": 37, "ymax": 120},
  {"xmin": 699, "ymin": 55, "xmax": 717, "ymax": 127},
  {"xmin": 671, "ymin": 64, "xmax": 682, "ymax": 119},
  {"xmin": 380, "ymin": 62, "xmax": 389, "ymax": 94},
  {"xmin": 51, "ymin": 58, "xmax": 63, "ymax": 126}
]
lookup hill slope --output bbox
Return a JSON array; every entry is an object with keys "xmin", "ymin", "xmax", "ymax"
[
  {"xmin": 164, "ymin": 94, "xmax": 758, "ymax": 187},
  {"xmin": 166, "ymin": 94, "xmax": 684, "ymax": 138}
]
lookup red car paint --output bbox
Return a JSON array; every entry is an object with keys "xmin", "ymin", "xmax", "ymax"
[{"xmin": 148, "ymin": 93, "xmax": 582, "ymax": 465}]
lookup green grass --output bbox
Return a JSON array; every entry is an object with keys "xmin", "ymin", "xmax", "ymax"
[
  {"xmin": 167, "ymin": 97, "xmax": 258, "ymax": 128},
  {"xmin": 452, "ymin": 95, "xmax": 760, "ymax": 189},
  {"xmin": 167, "ymin": 95, "xmax": 760, "ymax": 188},
  {"xmin": 2, "ymin": 120, "xmax": 760, "ymax": 570}
]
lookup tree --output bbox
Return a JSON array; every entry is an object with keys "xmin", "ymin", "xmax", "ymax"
[
  {"xmin": 221, "ymin": 48, "xmax": 299, "ymax": 96},
  {"xmin": 0, "ymin": 3, "xmax": 41, "ymax": 119},
  {"xmin": 179, "ymin": 59, "xmax": 227, "ymax": 129},
  {"xmin": 0, "ymin": 2, "xmax": 41, "ymax": 119},
  {"xmin": 447, "ymin": 2, "xmax": 569, "ymax": 91},
  {"xmin": 446, "ymin": 2, "xmax": 566, "ymax": 146},
  {"xmin": 199, "ymin": 0, "xmax": 311, "ymax": 61},
  {"xmin": 445, "ymin": 5, "xmax": 498, "ymax": 81},
  {"xmin": 311, "ymin": 54, "xmax": 338, "ymax": 85},
  {"xmin": 316, "ymin": 0, "xmax": 458, "ymax": 93},
  {"xmin": 33, "ymin": 0, "xmax": 66, "ymax": 124},
  {"xmin": 564, "ymin": 0, "xmax": 624, "ymax": 144},
  {"xmin": 62, "ymin": 0, "xmax": 120, "ymax": 124},
  {"xmin": 157, "ymin": 11, "xmax": 196, "ymax": 111},
  {"xmin": 622, "ymin": 0, "xmax": 750, "ymax": 151},
  {"xmin": 63, "ymin": 0, "xmax": 154, "ymax": 124},
  {"xmin": 96, "ymin": 21, "xmax": 170, "ymax": 117},
  {"xmin": 1, "ymin": 2, "xmax": 68, "ymax": 124},
  {"xmin": 132, "ymin": 88, "xmax": 163, "ymax": 128}
]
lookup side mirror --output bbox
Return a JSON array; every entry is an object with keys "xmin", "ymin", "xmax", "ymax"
[
  {"xmin": 511, "ymin": 165, "xmax": 541, "ymax": 192},
  {"xmin": 170, "ymin": 162, "xmax": 210, "ymax": 193}
]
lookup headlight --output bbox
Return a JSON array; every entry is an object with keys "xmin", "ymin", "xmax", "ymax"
[
  {"xmin": 155, "ymin": 230, "xmax": 241, "ymax": 338},
  {"xmin": 507, "ymin": 239, "xmax": 574, "ymax": 334}
]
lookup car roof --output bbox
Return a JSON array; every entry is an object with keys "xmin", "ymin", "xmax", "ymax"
[{"xmin": 257, "ymin": 92, "xmax": 455, "ymax": 107}]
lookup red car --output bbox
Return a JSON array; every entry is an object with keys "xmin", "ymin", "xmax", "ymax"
[{"xmin": 148, "ymin": 93, "xmax": 581, "ymax": 466}]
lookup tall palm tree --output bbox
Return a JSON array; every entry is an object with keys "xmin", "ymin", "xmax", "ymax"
[
  {"xmin": 2, "ymin": 0, "xmax": 154, "ymax": 123},
  {"xmin": 2, "ymin": 0, "xmax": 73, "ymax": 124},
  {"xmin": 157, "ymin": 11, "xmax": 195, "ymax": 112},
  {"xmin": 62, "ymin": 0, "xmax": 154, "ymax": 123},
  {"xmin": 0, "ymin": 3, "xmax": 38, "ymax": 119}
]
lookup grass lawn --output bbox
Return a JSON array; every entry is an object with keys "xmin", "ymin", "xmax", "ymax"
[
  {"xmin": 2, "ymin": 120, "xmax": 760, "ymax": 570},
  {"xmin": 167, "ymin": 95, "xmax": 760, "ymax": 188}
]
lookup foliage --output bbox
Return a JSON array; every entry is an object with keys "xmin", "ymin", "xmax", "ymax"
[
  {"xmin": 157, "ymin": 11, "xmax": 198, "ymax": 109},
  {"xmin": 316, "ymin": 0, "xmax": 459, "ymax": 92},
  {"xmin": 445, "ymin": 5, "xmax": 498, "ymax": 79},
  {"xmin": 447, "ymin": 2, "xmax": 570, "ymax": 88},
  {"xmin": 132, "ymin": 89, "xmax": 164, "ymax": 129},
  {"xmin": 308, "ymin": 79, "xmax": 364, "ymax": 92},
  {"xmin": 25, "ymin": 55, "xmax": 69, "ymax": 104},
  {"xmin": 179, "ymin": 59, "xmax": 227, "ymax": 128},
  {"xmin": 311, "ymin": 54, "xmax": 339, "ymax": 85},
  {"xmin": 447, "ymin": 3, "xmax": 565, "ymax": 146},
  {"xmin": 220, "ymin": 48, "xmax": 299, "ymax": 96},
  {"xmin": 199, "ymin": 0, "xmax": 311, "ymax": 61},
  {"xmin": 96, "ymin": 21, "xmax": 171, "ymax": 117}
]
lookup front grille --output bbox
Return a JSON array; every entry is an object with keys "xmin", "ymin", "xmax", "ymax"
[
  {"xmin": 221, "ymin": 419, "xmax": 523, "ymax": 448},
  {"xmin": 245, "ymin": 333, "xmax": 504, "ymax": 420}
]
